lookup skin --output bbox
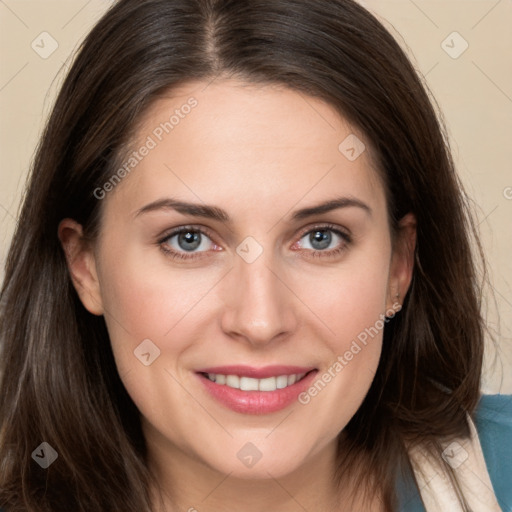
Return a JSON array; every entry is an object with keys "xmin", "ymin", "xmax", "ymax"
[{"xmin": 59, "ymin": 79, "xmax": 416, "ymax": 512}]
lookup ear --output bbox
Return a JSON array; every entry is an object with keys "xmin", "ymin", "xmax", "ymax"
[
  {"xmin": 386, "ymin": 212, "xmax": 416, "ymax": 311},
  {"xmin": 58, "ymin": 219, "xmax": 104, "ymax": 315}
]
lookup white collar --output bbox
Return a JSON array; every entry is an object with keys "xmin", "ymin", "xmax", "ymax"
[{"xmin": 407, "ymin": 413, "xmax": 502, "ymax": 511}]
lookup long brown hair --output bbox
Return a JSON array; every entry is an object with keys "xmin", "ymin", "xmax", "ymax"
[{"xmin": 0, "ymin": 0, "xmax": 487, "ymax": 510}]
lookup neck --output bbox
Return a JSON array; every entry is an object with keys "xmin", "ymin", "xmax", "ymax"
[{"xmin": 145, "ymin": 426, "xmax": 384, "ymax": 512}]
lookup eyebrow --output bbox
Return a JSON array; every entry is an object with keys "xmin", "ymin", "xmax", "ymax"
[{"xmin": 134, "ymin": 195, "xmax": 372, "ymax": 222}]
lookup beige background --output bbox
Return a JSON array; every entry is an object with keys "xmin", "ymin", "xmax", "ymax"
[{"xmin": 0, "ymin": 1, "xmax": 511, "ymax": 393}]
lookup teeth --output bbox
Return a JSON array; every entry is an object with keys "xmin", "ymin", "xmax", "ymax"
[
  {"xmin": 276, "ymin": 375, "xmax": 288, "ymax": 389},
  {"xmin": 206, "ymin": 372, "xmax": 307, "ymax": 391},
  {"xmin": 225, "ymin": 375, "xmax": 239, "ymax": 388},
  {"xmin": 259, "ymin": 377, "xmax": 277, "ymax": 391},
  {"xmin": 240, "ymin": 376, "xmax": 259, "ymax": 391}
]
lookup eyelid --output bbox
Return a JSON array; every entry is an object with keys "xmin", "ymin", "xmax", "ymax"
[
  {"xmin": 157, "ymin": 224, "xmax": 219, "ymax": 245},
  {"xmin": 295, "ymin": 222, "xmax": 351, "ymax": 241}
]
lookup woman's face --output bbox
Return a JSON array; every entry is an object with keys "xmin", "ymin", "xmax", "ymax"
[{"xmin": 63, "ymin": 79, "xmax": 414, "ymax": 480}]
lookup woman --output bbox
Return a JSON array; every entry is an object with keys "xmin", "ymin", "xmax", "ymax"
[{"xmin": 0, "ymin": 0, "xmax": 510, "ymax": 511}]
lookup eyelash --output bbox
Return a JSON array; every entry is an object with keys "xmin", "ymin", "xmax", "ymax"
[{"xmin": 157, "ymin": 223, "xmax": 352, "ymax": 262}]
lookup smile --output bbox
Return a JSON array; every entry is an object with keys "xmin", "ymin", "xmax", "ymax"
[
  {"xmin": 202, "ymin": 372, "xmax": 308, "ymax": 391},
  {"xmin": 195, "ymin": 365, "xmax": 318, "ymax": 414}
]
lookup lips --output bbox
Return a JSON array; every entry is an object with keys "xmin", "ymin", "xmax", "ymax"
[{"xmin": 195, "ymin": 365, "xmax": 318, "ymax": 414}]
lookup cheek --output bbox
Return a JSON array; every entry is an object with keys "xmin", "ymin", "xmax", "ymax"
[
  {"xmin": 300, "ymin": 244, "xmax": 391, "ymax": 350},
  {"xmin": 292, "ymin": 245, "xmax": 390, "ymax": 430},
  {"xmin": 97, "ymin": 236, "xmax": 219, "ymax": 337},
  {"xmin": 95, "ymin": 246, "xmax": 210, "ymax": 430},
  {"xmin": 95, "ymin": 242, "xmax": 178, "ymax": 370}
]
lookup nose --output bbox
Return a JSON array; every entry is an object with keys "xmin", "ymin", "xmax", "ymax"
[{"xmin": 219, "ymin": 249, "xmax": 298, "ymax": 348}]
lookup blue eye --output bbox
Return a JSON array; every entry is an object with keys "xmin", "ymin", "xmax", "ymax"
[
  {"xmin": 171, "ymin": 230, "xmax": 208, "ymax": 251},
  {"xmin": 301, "ymin": 229, "xmax": 336, "ymax": 250},
  {"xmin": 158, "ymin": 223, "xmax": 351, "ymax": 262},
  {"xmin": 159, "ymin": 227, "xmax": 217, "ymax": 260},
  {"xmin": 296, "ymin": 225, "xmax": 351, "ymax": 258}
]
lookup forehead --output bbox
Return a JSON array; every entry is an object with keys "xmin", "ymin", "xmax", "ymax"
[{"xmin": 106, "ymin": 79, "xmax": 386, "ymax": 220}]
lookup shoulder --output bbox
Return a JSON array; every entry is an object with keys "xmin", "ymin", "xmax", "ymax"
[
  {"xmin": 474, "ymin": 393, "xmax": 512, "ymax": 430},
  {"xmin": 473, "ymin": 393, "xmax": 512, "ymax": 511},
  {"xmin": 396, "ymin": 393, "xmax": 512, "ymax": 512}
]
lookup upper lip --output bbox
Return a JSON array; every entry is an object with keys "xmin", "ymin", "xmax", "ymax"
[{"xmin": 195, "ymin": 365, "xmax": 317, "ymax": 379}]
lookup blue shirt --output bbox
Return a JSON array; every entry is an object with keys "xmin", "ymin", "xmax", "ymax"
[{"xmin": 397, "ymin": 394, "xmax": 512, "ymax": 511}]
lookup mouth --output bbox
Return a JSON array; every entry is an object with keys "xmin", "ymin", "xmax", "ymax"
[
  {"xmin": 195, "ymin": 365, "xmax": 318, "ymax": 414},
  {"xmin": 198, "ymin": 371, "xmax": 312, "ymax": 391}
]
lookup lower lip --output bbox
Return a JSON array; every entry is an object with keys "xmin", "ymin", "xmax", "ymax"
[{"xmin": 196, "ymin": 370, "xmax": 318, "ymax": 414}]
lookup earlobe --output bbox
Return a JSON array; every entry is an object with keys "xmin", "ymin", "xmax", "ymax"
[
  {"xmin": 386, "ymin": 212, "xmax": 417, "ymax": 310},
  {"xmin": 58, "ymin": 219, "xmax": 104, "ymax": 316}
]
